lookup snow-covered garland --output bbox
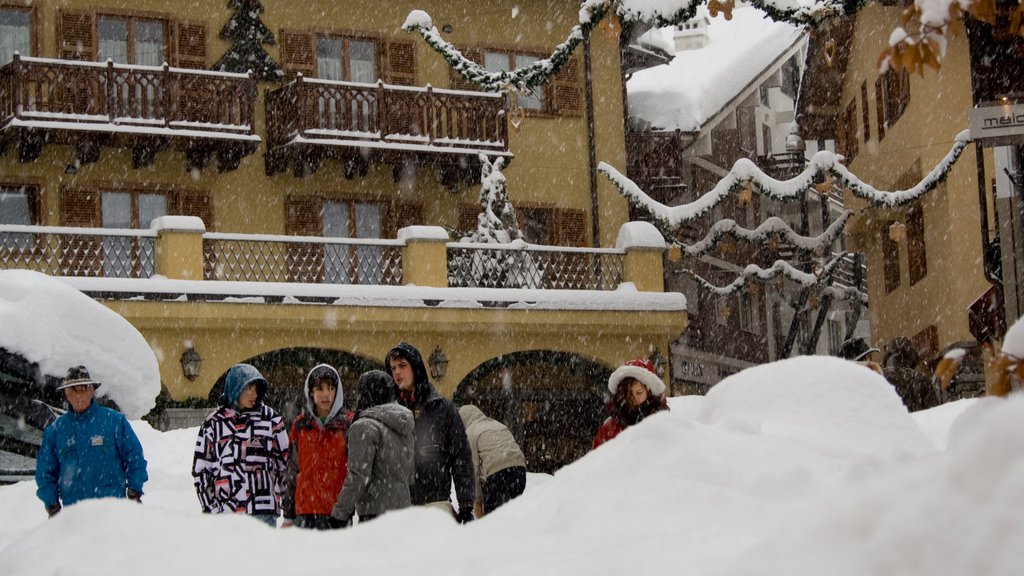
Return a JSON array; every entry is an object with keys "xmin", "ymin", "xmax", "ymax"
[
  {"xmin": 687, "ymin": 256, "xmax": 866, "ymax": 303},
  {"xmin": 599, "ymin": 129, "xmax": 971, "ymax": 228},
  {"xmin": 403, "ymin": 0, "xmax": 853, "ymax": 93},
  {"xmin": 684, "ymin": 211, "xmax": 853, "ymax": 257},
  {"xmin": 607, "ymin": 127, "xmax": 968, "ymax": 295}
]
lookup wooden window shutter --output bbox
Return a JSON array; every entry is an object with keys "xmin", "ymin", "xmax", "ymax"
[
  {"xmin": 384, "ymin": 41, "xmax": 416, "ymax": 86},
  {"xmin": 60, "ymin": 188, "xmax": 101, "ymax": 275},
  {"xmin": 280, "ymin": 31, "xmax": 315, "ymax": 79},
  {"xmin": 907, "ymin": 204, "xmax": 927, "ymax": 285},
  {"xmin": 174, "ymin": 22, "xmax": 207, "ymax": 69},
  {"xmin": 458, "ymin": 203, "xmax": 479, "ymax": 237},
  {"xmin": 174, "ymin": 192, "xmax": 214, "ymax": 230},
  {"xmin": 551, "ymin": 55, "xmax": 583, "ymax": 117},
  {"xmin": 391, "ymin": 201, "xmax": 423, "ymax": 236},
  {"xmin": 58, "ymin": 10, "xmax": 95, "ymax": 61},
  {"xmin": 449, "ymin": 47, "xmax": 483, "ymax": 92},
  {"xmin": 284, "ymin": 195, "xmax": 324, "ymax": 282},
  {"xmin": 874, "ymin": 77, "xmax": 886, "ymax": 141},
  {"xmin": 880, "ymin": 221, "xmax": 901, "ymax": 293},
  {"xmin": 555, "ymin": 208, "xmax": 586, "ymax": 247}
]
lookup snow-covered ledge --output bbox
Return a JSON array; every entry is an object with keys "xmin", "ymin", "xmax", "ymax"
[
  {"xmin": 617, "ymin": 221, "xmax": 667, "ymax": 292},
  {"xmin": 399, "ymin": 225, "xmax": 449, "ymax": 288},
  {"xmin": 153, "ymin": 216, "xmax": 206, "ymax": 281}
]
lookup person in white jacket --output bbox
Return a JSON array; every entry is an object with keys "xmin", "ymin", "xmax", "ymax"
[{"xmin": 457, "ymin": 404, "xmax": 527, "ymax": 516}]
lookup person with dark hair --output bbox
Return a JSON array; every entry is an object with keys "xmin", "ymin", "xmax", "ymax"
[
  {"xmin": 458, "ymin": 404, "xmax": 527, "ymax": 516},
  {"xmin": 386, "ymin": 342, "xmax": 475, "ymax": 523},
  {"xmin": 35, "ymin": 366, "xmax": 148, "ymax": 517},
  {"xmin": 282, "ymin": 364, "xmax": 353, "ymax": 530},
  {"xmin": 192, "ymin": 363, "xmax": 289, "ymax": 527},
  {"xmin": 331, "ymin": 370, "xmax": 415, "ymax": 525},
  {"xmin": 592, "ymin": 358, "xmax": 670, "ymax": 449},
  {"xmin": 882, "ymin": 336, "xmax": 941, "ymax": 411}
]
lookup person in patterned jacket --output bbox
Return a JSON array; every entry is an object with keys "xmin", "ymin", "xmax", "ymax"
[
  {"xmin": 192, "ymin": 363, "xmax": 289, "ymax": 527},
  {"xmin": 281, "ymin": 364, "xmax": 353, "ymax": 530}
]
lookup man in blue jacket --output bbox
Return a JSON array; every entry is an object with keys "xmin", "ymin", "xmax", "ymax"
[{"xmin": 35, "ymin": 366, "xmax": 148, "ymax": 517}]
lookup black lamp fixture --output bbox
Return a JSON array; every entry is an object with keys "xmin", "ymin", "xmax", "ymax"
[
  {"xmin": 428, "ymin": 345, "xmax": 449, "ymax": 380},
  {"xmin": 180, "ymin": 345, "xmax": 203, "ymax": 382}
]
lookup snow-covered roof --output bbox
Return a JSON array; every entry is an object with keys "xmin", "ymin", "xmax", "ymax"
[
  {"xmin": 627, "ymin": 6, "xmax": 805, "ymax": 131},
  {"xmin": 0, "ymin": 270, "xmax": 160, "ymax": 419}
]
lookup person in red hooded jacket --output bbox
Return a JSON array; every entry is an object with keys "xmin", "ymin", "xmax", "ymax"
[
  {"xmin": 592, "ymin": 358, "xmax": 670, "ymax": 449},
  {"xmin": 281, "ymin": 364, "xmax": 354, "ymax": 529}
]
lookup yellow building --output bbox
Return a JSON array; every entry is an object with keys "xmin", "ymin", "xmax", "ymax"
[
  {"xmin": 0, "ymin": 0, "xmax": 686, "ymax": 470},
  {"xmin": 799, "ymin": 5, "xmax": 1024, "ymax": 392}
]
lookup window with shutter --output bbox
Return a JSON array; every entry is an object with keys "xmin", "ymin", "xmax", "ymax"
[
  {"xmin": 60, "ymin": 188, "xmax": 101, "ymax": 275},
  {"xmin": 860, "ymin": 81, "xmax": 870, "ymax": 142},
  {"xmin": 0, "ymin": 183, "xmax": 41, "ymax": 252},
  {"xmin": 550, "ymin": 55, "xmax": 583, "ymax": 117},
  {"xmin": 280, "ymin": 31, "xmax": 315, "ymax": 79},
  {"xmin": 174, "ymin": 22, "xmax": 206, "ymax": 69},
  {"xmin": 384, "ymin": 41, "xmax": 416, "ymax": 86},
  {"xmin": 393, "ymin": 201, "xmax": 423, "ymax": 235},
  {"xmin": 881, "ymin": 221, "xmax": 901, "ymax": 293},
  {"xmin": 0, "ymin": 7, "xmax": 33, "ymax": 64},
  {"xmin": 874, "ymin": 77, "xmax": 886, "ymax": 141},
  {"xmin": 174, "ymin": 192, "xmax": 213, "ymax": 230},
  {"xmin": 458, "ymin": 203, "xmax": 479, "ymax": 238},
  {"xmin": 58, "ymin": 10, "xmax": 95, "ymax": 61}
]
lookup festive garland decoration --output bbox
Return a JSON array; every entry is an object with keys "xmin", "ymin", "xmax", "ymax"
[
  {"xmin": 403, "ymin": 0, "xmax": 857, "ymax": 93},
  {"xmin": 687, "ymin": 255, "xmax": 867, "ymax": 302},
  {"xmin": 684, "ymin": 210, "xmax": 853, "ymax": 257},
  {"xmin": 599, "ymin": 129, "xmax": 971, "ymax": 229}
]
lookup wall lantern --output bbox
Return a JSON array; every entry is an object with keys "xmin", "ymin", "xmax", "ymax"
[
  {"xmin": 180, "ymin": 345, "xmax": 203, "ymax": 382},
  {"xmin": 428, "ymin": 346, "xmax": 449, "ymax": 380}
]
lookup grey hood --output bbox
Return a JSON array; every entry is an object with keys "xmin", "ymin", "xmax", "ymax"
[
  {"xmin": 303, "ymin": 364, "xmax": 345, "ymax": 423},
  {"xmin": 360, "ymin": 402, "xmax": 414, "ymax": 437}
]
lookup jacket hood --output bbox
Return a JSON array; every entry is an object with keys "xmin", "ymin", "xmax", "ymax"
[
  {"xmin": 385, "ymin": 342, "xmax": 432, "ymax": 400},
  {"xmin": 360, "ymin": 402, "xmax": 415, "ymax": 437},
  {"xmin": 222, "ymin": 363, "xmax": 268, "ymax": 409},
  {"xmin": 304, "ymin": 363, "xmax": 345, "ymax": 423},
  {"xmin": 458, "ymin": 404, "xmax": 486, "ymax": 428}
]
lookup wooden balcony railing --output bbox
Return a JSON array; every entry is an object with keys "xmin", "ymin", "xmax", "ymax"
[
  {"xmin": 0, "ymin": 54, "xmax": 256, "ymax": 133},
  {"xmin": 0, "ymin": 54, "xmax": 258, "ymax": 169},
  {"xmin": 265, "ymin": 77, "xmax": 509, "ymax": 175}
]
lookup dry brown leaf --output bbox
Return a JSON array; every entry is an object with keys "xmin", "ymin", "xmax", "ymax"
[
  {"xmin": 971, "ymin": 0, "xmax": 998, "ymax": 25},
  {"xmin": 1012, "ymin": 3, "xmax": 1024, "ymax": 36}
]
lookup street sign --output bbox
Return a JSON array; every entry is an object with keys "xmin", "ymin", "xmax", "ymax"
[{"xmin": 969, "ymin": 101, "xmax": 1024, "ymax": 146}]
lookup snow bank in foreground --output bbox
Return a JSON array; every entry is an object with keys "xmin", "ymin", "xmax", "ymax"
[
  {"xmin": 0, "ymin": 270, "xmax": 160, "ymax": 418},
  {"xmin": 1, "ymin": 357, "xmax": 1021, "ymax": 575}
]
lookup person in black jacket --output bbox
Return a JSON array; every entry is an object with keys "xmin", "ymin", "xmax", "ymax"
[{"xmin": 386, "ymin": 342, "xmax": 475, "ymax": 523}]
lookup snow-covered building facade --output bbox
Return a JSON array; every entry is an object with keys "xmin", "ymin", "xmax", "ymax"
[
  {"xmin": 797, "ymin": 3, "xmax": 1024, "ymax": 396},
  {"xmin": 624, "ymin": 7, "xmax": 865, "ymax": 394},
  {"xmin": 0, "ymin": 0, "xmax": 686, "ymax": 472}
]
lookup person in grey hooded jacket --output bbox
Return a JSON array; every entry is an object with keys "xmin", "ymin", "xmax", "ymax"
[{"xmin": 331, "ymin": 370, "xmax": 415, "ymax": 524}]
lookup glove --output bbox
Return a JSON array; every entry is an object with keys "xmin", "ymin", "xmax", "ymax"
[
  {"xmin": 455, "ymin": 506, "xmax": 474, "ymax": 524},
  {"xmin": 46, "ymin": 502, "xmax": 62, "ymax": 517},
  {"xmin": 330, "ymin": 503, "xmax": 352, "ymax": 527},
  {"xmin": 127, "ymin": 488, "xmax": 142, "ymax": 503}
]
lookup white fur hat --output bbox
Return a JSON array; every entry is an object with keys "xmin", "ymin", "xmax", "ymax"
[{"xmin": 607, "ymin": 358, "xmax": 665, "ymax": 396}]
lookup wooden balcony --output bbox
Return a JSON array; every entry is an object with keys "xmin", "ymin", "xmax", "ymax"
[
  {"xmin": 264, "ymin": 77, "xmax": 511, "ymax": 182},
  {"xmin": 0, "ymin": 54, "xmax": 259, "ymax": 172}
]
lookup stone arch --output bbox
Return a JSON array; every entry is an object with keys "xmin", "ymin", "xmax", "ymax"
[
  {"xmin": 207, "ymin": 347, "xmax": 382, "ymax": 422},
  {"xmin": 453, "ymin": 351, "xmax": 612, "ymax": 474}
]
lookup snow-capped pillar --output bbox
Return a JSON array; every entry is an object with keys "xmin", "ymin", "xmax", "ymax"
[
  {"xmin": 617, "ymin": 221, "xmax": 667, "ymax": 292},
  {"xmin": 152, "ymin": 216, "xmax": 206, "ymax": 281},
  {"xmin": 398, "ymin": 225, "xmax": 449, "ymax": 288}
]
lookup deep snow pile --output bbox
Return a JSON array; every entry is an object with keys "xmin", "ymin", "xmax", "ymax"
[
  {"xmin": 0, "ymin": 269, "xmax": 160, "ymax": 418},
  {"xmin": 1, "ymin": 356, "xmax": 1022, "ymax": 575}
]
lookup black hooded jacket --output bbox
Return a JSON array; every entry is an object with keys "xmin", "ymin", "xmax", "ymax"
[{"xmin": 387, "ymin": 343, "xmax": 475, "ymax": 508}]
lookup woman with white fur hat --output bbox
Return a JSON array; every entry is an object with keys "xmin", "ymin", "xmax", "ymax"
[{"xmin": 592, "ymin": 358, "xmax": 670, "ymax": 449}]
